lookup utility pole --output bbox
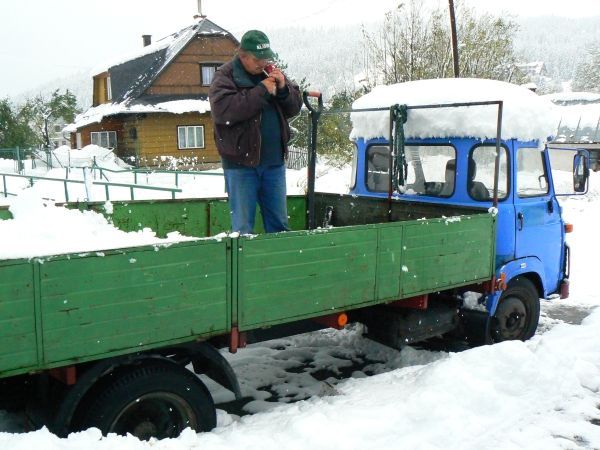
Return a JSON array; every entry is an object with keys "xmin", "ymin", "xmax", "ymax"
[{"xmin": 448, "ymin": 0, "xmax": 460, "ymax": 78}]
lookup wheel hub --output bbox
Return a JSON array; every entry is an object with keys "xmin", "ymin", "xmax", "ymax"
[
  {"xmin": 492, "ymin": 296, "xmax": 527, "ymax": 341},
  {"xmin": 109, "ymin": 392, "xmax": 196, "ymax": 440}
]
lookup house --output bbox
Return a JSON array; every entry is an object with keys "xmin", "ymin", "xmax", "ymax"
[
  {"xmin": 50, "ymin": 119, "xmax": 71, "ymax": 148},
  {"xmin": 66, "ymin": 18, "xmax": 238, "ymax": 167},
  {"xmin": 515, "ymin": 61, "xmax": 547, "ymax": 79}
]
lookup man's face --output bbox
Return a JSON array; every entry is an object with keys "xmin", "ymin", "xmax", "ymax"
[{"xmin": 240, "ymin": 52, "xmax": 270, "ymax": 75}]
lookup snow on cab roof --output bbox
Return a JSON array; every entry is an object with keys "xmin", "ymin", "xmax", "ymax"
[{"xmin": 350, "ymin": 78, "xmax": 559, "ymax": 142}]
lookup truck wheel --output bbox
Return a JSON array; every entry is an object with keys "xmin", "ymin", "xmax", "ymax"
[
  {"xmin": 489, "ymin": 277, "xmax": 540, "ymax": 342},
  {"xmin": 78, "ymin": 360, "xmax": 216, "ymax": 440}
]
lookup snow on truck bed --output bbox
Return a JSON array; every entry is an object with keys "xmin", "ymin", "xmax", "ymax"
[{"xmin": 350, "ymin": 78, "xmax": 559, "ymax": 142}]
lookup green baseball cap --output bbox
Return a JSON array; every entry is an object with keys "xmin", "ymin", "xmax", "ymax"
[{"xmin": 240, "ymin": 30, "xmax": 276, "ymax": 60}]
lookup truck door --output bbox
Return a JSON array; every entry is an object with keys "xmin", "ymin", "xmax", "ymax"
[{"xmin": 514, "ymin": 146, "xmax": 563, "ymax": 295}]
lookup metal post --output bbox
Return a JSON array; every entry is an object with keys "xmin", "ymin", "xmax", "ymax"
[
  {"xmin": 388, "ymin": 107, "xmax": 395, "ymax": 221},
  {"xmin": 492, "ymin": 102, "xmax": 504, "ymax": 207},
  {"xmin": 302, "ymin": 91, "xmax": 323, "ymax": 230},
  {"xmin": 2, "ymin": 175, "xmax": 7, "ymax": 197},
  {"xmin": 449, "ymin": 0, "xmax": 460, "ymax": 78},
  {"xmin": 573, "ymin": 117, "xmax": 581, "ymax": 141}
]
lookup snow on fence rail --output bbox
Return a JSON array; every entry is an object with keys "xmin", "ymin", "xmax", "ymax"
[{"xmin": 0, "ymin": 172, "xmax": 182, "ymax": 202}]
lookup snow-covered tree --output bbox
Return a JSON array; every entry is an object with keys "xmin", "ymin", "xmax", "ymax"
[
  {"xmin": 21, "ymin": 89, "xmax": 79, "ymax": 148},
  {"xmin": 361, "ymin": 0, "xmax": 524, "ymax": 88},
  {"xmin": 572, "ymin": 42, "xmax": 600, "ymax": 92}
]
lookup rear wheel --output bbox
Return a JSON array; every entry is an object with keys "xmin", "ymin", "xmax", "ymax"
[
  {"xmin": 489, "ymin": 277, "xmax": 540, "ymax": 342},
  {"xmin": 78, "ymin": 360, "xmax": 216, "ymax": 440}
]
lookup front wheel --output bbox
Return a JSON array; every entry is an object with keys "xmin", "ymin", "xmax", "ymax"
[
  {"xmin": 77, "ymin": 360, "xmax": 216, "ymax": 440},
  {"xmin": 489, "ymin": 277, "xmax": 540, "ymax": 342}
]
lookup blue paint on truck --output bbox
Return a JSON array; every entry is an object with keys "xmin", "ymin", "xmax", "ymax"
[{"xmin": 350, "ymin": 135, "xmax": 570, "ymax": 315}]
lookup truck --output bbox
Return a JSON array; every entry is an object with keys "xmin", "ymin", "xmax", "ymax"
[{"xmin": 0, "ymin": 78, "xmax": 589, "ymax": 440}]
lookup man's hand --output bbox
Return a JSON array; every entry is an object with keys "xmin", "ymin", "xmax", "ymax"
[
  {"xmin": 269, "ymin": 68, "xmax": 286, "ymax": 90},
  {"xmin": 261, "ymin": 77, "xmax": 277, "ymax": 96}
]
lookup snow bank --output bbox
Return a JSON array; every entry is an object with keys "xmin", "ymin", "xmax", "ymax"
[
  {"xmin": 1, "ymin": 309, "xmax": 599, "ymax": 449},
  {"xmin": 0, "ymin": 190, "xmax": 199, "ymax": 260},
  {"xmin": 351, "ymin": 78, "xmax": 559, "ymax": 142},
  {"xmin": 49, "ymin": 145, "xmax": 129, "ymax": 170}
]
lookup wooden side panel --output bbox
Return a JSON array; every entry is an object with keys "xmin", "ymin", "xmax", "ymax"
[
  {"xmin": 0, "ymin": 262, "xmax": 37, "ymax": 374},
  {"xmin": 376, "ymin": 225, "xmax": 404, "ymax": 300},
  {"xmin": 96, "ymin": 200, "xmax": 211, "ymax": 238},
  {"xmin": 237, "ymin": 228, "xmax": 378, "ymax": 330},
  {"xmin": 400, "ymin": 214, "xmax": 495, "ymax": 296},
  {"xmin": 40, "ymin": 241, "xmax": 229, "ymax": 364}
]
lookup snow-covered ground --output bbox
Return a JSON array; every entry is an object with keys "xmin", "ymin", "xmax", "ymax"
[{"xmin": 0, "ymin": 154, "xmax": 599, "ymax": 448}]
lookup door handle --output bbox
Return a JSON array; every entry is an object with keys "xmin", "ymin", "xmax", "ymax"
[{"xmin": 517, "ymin": 212, "xmax": 524, "ymax": 231}]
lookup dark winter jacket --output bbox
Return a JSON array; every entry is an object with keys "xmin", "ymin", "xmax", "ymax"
[{"xmin": 208, "ymin": 57, "xmax": 303, "ymax": 167}]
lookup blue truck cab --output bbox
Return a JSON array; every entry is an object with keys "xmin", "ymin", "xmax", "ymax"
[{"xmin": 347, "ymin": 78, "xmax": 589, "ymax": 342}]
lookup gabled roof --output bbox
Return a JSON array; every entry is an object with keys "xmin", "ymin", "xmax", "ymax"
[{"xmin": 106, "ymin": 18, "xmax": 238, "ymax": 104}]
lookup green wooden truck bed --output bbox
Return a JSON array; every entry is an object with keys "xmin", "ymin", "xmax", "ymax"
[{"xmin": 0, "ymin": 194, "xmax": 496, "ymax": 379}]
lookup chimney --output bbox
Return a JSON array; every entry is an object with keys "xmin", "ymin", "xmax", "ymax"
[
  {"xmin": 194, "ymin": 0, "xmax": 207, "ymax": 19},
  {"xmin": 142, "ymin": 35, "xmax": 152, "ymax": 47}
]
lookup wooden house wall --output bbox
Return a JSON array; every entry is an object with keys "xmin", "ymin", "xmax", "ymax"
[
  {"xmin": 73, "ymin": 113, "xmax": 219, "ymax": 166},
  {"xmin": 146, "ymin": 36, "xmax": 237, "ymax": 96},
  {"xmin": 125, "ymin": 112, "xmax": 219, "ymax": 164},
  {"xmin": 76, "ymin": 118, "xmax": 125, "ymax": 148},
  {"xmin": 93, "ymin": 73, "xmax": 109, "ymax": 106}
]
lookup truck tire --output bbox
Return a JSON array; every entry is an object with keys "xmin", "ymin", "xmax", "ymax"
[
  {"xmin": 489, "ymin": 277, "xmax": 540, "ymax": 342},
  {"xmin": 78, "ymin": 360, "xmax": 216, "ymax": 440}
]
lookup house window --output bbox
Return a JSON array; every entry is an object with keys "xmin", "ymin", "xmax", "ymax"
[
  {"xmin": 107, "ymin": 75, "xmax": 112, "ymax": 101},
  {"xmin": 200, "ymin": 64, "xmax": 218, "ymax": 86},
  {"xmin": 178, "ymin": 125, "xmax": 205, "ymax": 149},
  {"xmin": 90, "ymin": 131, "xmax": 117, "ymax": 148}
]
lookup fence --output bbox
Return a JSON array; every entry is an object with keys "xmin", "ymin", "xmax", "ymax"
[
  {"xmin": 0, "ymin": 172, "xmax": 182, "ymax": 202},
  {"xmin": 286, "ymin": 148, "xmax": 309, "ymax": 170}
]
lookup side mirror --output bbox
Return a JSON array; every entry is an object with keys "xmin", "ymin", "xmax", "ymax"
[{"xmin": 573, "ymin": 150, "xmax": 589, "ymax": 193}]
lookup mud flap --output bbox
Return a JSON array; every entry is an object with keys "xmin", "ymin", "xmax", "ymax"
[
  {"xmin": 458, "ymin": 309, "xmax": 491, "ymax": 346},
  {"xmin": 358, "ymin": 300, "xmax": 459, "ymax": 350}
]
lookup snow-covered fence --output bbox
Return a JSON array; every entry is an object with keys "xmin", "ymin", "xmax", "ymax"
[{"xmin": 0, "ymin": 172, "xmax": 182, "ymax": 202}]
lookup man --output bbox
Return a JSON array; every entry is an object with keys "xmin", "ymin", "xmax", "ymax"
[{"xmin": 209, "ymin": 30, "xmax": 303, "ymax": 234}]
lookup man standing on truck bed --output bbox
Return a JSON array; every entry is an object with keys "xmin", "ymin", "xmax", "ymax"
[{"xmin": 209, "ymin": 30, "xmax": 303, "ymax": 234}]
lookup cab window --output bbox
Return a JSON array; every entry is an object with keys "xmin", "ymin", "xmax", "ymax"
[
  {"xmin": 517, "ymin": 147, "xmax": 549, "ymax": 197},
  {"xmin": 366, "ymin": 145, "xmax": 456, "ymax": 197},
  {"xmin": 365, "ymin": 145, "xmax": 391, "ymax": 192},
  {"xmin": 404, "ymin": 145, "xmax": 456, "ymax": 197},
  {"xmin": 469, "ymin": 145, "xmax": 509, "ymax": 201}
]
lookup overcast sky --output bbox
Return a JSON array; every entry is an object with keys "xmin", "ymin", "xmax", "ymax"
[{"xmin": 1, "ymin": 0, "xmax": 600, "ymax": 99}]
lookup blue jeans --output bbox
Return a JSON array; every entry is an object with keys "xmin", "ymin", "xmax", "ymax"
[{"xmin": 223, "ymin": 164, "xmax": 289, "ymax": 234}]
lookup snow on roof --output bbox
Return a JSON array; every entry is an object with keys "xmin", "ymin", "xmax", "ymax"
[
  {"xmin": 350, "ymin": 78, "xmax": 559, "ymax": 142},
  {"xmin": 65, "ymin": 99, "xmax": 211, "ymax": 132},
  {"xmin": 543, "ymin": 91, "xmax": 600, "ymax": 105},
  {"xmin": 556, "ymin": 104, "xmax": 600, "ymax": 128},
  {"xmin": 91, "ymin": 19, "xmax": 233, "ymax": 77}
]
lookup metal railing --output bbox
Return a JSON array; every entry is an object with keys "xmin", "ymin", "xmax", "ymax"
[{"xmin": 0, "ymin": 172, "xmax": 182, "ymax": 202}]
